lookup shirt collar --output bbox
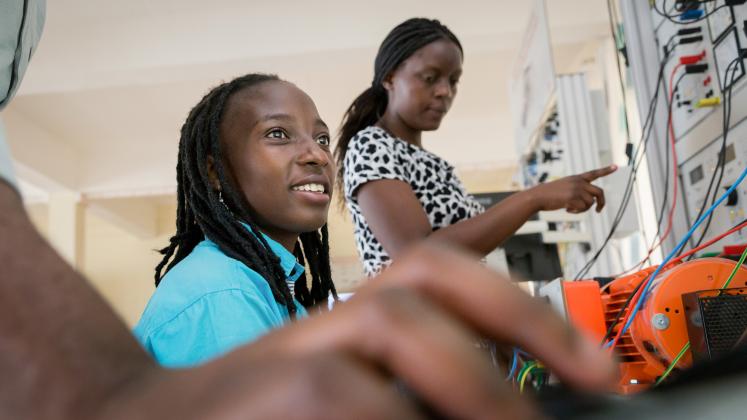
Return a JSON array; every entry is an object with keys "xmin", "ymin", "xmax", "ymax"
[{"xmin": 241, "ymin": 223, "xmax": 304, "ymax": 280}]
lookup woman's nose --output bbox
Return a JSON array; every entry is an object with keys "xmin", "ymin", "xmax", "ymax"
[{"xmin": 298, "ymin": 139, "xmax": 330, "ymax": 167}]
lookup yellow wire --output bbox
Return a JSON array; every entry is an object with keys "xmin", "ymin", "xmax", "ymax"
[
  {"xmin": 518, "ymin": 363, "xmax": 533, "ymax": 394},
  {"xmin": 519, "ymin": 362, "xmax": 542, "ymax": 394},
  {"xmin": 519, "ymin": 368, "xmax": 531, "ymax": 393}
]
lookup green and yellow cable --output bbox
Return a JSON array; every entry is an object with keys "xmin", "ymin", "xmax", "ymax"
[
  {"xmin": 516, "ymin": 361, "xmax": 535, "ymax": 391},
  {"xmin": 655, "ymin": 342, "xmax": 690, "ymax": 386},
  {"xmin": 657, "ymin": 246, "xmax": 747, "ymax": 386},
  {"xmin": 518, "ymin": 362, "xmax": 544, "ymax": 394}
]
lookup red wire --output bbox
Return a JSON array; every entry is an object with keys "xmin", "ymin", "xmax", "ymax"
[
  {"xmin": 655, "ymin": 64, "xmax": 683, "ymax": 251},
  {"xmin": 610, "ymin": 76, "xmax": 682, "ymax": 350},
  {"xmin": 673, "ymin": 219, "xmax": 747, "ymax": 263},
  {"xmin": 616, "ymin": 64, "xmax": 684, "ymax": 276}
]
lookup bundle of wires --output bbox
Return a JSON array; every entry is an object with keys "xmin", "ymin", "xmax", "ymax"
[
  {"xmin": 517, "ymin": 361, "xmax": 545, "ymax": 394},
  {"xmin": 600, "ymin": 217, "xmax": 747, "ymax": 345},
  {"xmin": 606, "ymin": 56, "xmax": 747, "ymax": 353},
  {"xmin": 615, "ymin": 59, "xmax": 691, "ymax": 276},
  {"xmin": 580, "ymin": 2, "xmax": 737, "ymax": 280},
  {"xmin": 575, "ymin": 0, "xmax": 727, "ymax": 279},
  {"xmin": 683, "ymin": 54, "xmax": 745, "ymax": 256},
  {"xmin": 653, "ymin": 0, "xmax": 729, "ymax": 24},
  {"xmin": 573, "ymin": 47, "xmax": 672, "ymax": 280}
]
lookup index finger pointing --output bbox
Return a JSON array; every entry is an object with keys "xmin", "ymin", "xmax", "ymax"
[{"xmin": 581, "ymin": 164, "xmax": 618, "ymax": 182}]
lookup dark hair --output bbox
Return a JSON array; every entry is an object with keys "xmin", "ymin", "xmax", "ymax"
[
  {"xmin": 155, "ymin": 73, "xmax": 337, "ymax": 317},
  {"xmin": 334, "ymin": 18, "xmax": 462, "ymax": 199}
]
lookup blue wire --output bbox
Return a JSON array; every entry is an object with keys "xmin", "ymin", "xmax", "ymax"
[
  {"xmin": 506, "ymin": 347, "xmax": 519, "ymax": 381},
  {"xmin": 617, "ymin": 164, "xmax": 747, "ymax": 340}
]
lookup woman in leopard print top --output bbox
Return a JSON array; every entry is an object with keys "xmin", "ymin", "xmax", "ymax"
[{"xmin": 334, "ymin": 18, "xmax": 616, "ymax": 276}]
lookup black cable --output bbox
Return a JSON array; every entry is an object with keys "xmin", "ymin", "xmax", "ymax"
[
  {"xmin": 732, "ymin": 218, "xmax": 747, "ymax": 230},
  {"xmin": 663, "ymin": 28, "xmax": 705, "ymax": 56},
  {"xmin": 644, "ymin": 72, "xmax": 686, "ymax": 261},
  {"xmin": 695, "ymin": 67, "xmax": 735, "ymax": 238},
  {"xmin": 583, "ymin": 71, "xmax": 685, "ymax": 279},
  {"xmin": 686, "ymin": 57, "xmax": 741, "ymax": 256},
  {"xmin": 654, "ymin": 0, "xmax": 726, "ymax": 24},
  {"xmin": 574, "ymin": 53, "xmax": 671, "ymax": 280},
  {"xmin": 574, "ymin": 77, "xmax": 663, "ymax": 279},
  {"xmin": 607, "ymin": 0, "xmax": 632, "ymax": 155},
  {"xmin": 600, "ymin": 275, "xmax": 648, "ymax": 345}
]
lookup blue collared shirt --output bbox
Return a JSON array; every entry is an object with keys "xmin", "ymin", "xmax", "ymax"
[{"xmin": 134, "ymin": 232, "xmax": 307, "ymax": 368}]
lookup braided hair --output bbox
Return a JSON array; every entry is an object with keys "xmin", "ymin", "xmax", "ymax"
[
  {"xmin": 155, "ymin": 73, "xmax": 337, "ymax": 318},
  {"xmin": 334, "ymin": 18, "xmax": 462, "ymax": 201}
]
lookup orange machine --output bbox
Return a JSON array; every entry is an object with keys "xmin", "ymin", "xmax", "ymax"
[{"xmin": 554, "ymin": 258, "xmax": 747, "ymax": 394}]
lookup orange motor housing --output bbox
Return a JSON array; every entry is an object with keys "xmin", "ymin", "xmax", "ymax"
[{"xmin": 563, "ymin": 258, "xmax": 747, "ymax": 394}]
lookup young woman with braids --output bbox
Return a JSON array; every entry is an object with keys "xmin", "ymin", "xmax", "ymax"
[
  {"xmin": 337, "ymin": 18, "xmax": 618, "ymax": 276},
  {"xmin": 135, "ymin": 73, "xmax": 339, "ymax": 367}
]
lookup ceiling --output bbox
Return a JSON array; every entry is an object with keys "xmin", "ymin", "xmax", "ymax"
[{"xmin": 5, "ymin": 0, "xmax": 611, "ymax": 207}]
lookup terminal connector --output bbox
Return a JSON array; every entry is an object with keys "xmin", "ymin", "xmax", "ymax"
[
  {"xmin": 685, "ymin": 63, "xmax": 708, "ymax": 74},
  {"xmin": 677, "ymin": 27, "xmax": 703, "ymax": 36},
  {"xmin": 679, "ymin": 9, "xmax": 705, "ymax": 21},
  {"xmin": 694, "ymin": 97, "xmax": 721, "ymax": 108},
  {"xmin": 679, "ymin": 35, "xmax": 704, "ymax": 45},
  {"xmin": 679, "ymin": 50, "xmax": 706, "ymax": 65}
]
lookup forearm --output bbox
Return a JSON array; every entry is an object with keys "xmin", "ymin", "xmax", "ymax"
[
  {"xmin": 0, "ymin": 182, "xmax": 156, "ymax": 419},
  {"xmin": 427, "ymin": 190, "xmax": 540, "ymax": 256}
]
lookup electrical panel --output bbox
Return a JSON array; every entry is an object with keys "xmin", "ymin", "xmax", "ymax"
[
  {"xmin": 621, "ymin": 0, "xmax": 747, "ymax": 257},
  {"xmin": 679, "ymin": 123, "xmax": 747, "ymax": 253},
  {"xmin": 520, "ymin": 110, "xmax": 564, "ymax": 188},
  {"xmin": 651, "ymin": 0, "xmax": 722, "ymax": 141}
]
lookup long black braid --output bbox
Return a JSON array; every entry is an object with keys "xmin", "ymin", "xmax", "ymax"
[
  {"xmin": 155, "ymin": 73, "xmax": 337, "ymax": 318},
  {"xmin": 334, "ymin": 18, "xmax": 462, "ymax": 203}
]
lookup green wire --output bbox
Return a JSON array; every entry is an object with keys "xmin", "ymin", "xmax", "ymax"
[
  {"xmin": 656, "ymin": 248, "xmax": 747, "ymax": 386},
  {"xmin": 655, "ymin": 342, "xmax": 690, "ymax": 386},
  {"xmin": 518, "ymin": 362, "xmax": 538, "ymax": 394},
  {"xmin": 517, "ymin": 362, "xmax": 534, "ymax": 386}
]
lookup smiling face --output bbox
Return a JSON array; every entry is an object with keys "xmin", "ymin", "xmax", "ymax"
[
  {"xmin": 382, "ymin": 39, "xmax": 463, "ymax": 132},
  {"xmin": 219, "ymin": 80, "xmax": 334, "ymax": 249}
]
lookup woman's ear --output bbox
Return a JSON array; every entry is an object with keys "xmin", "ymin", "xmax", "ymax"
[
  {"xmin": 381, "ymin": 72, "xmax": 394, "ymax": 92},
  {"xmin": 206, "ymin": 156, "xmax": 221, "ymax": 191}
]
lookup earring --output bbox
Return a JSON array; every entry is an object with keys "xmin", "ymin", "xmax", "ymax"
[{"xmin": 218, "ymin": 190, "xmax": 231, "ymax": 213}]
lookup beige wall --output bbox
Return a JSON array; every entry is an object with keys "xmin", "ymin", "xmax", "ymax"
[{"xmin": 81, "ymin": 209, "xmax": 172, "ymax": 327}]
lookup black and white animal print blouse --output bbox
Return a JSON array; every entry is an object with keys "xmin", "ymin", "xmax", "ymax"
[{"xmin": 343, "ymin": 126, "xmax": 485, "ymax": 276}]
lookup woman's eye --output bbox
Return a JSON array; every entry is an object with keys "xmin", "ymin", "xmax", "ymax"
[
  {"xmin": 267, "ymin": 129, "xmax": 289, "ymax": 139},
  {"xmin": 422, "ymin": 74, "xmax": 435, "ymax": 83},
  {"xmin": 317, "ymin": 134, "xmax": 330, "ymax": 146}
]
